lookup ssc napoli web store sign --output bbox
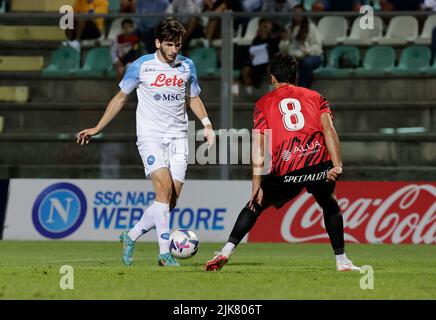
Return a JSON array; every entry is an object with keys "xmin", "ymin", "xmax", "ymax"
[{"xmin": 4, "ymin": 179, "xmax": 251, "ymax": 242}]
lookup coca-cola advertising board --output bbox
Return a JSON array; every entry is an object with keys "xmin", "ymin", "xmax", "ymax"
[{"xmin": 248, "ymin": 182, "xmax": 436, "ymax": 244}]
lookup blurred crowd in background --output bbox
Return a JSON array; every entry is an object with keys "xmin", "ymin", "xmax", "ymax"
[{"xmin": 2, "ymin": 0, "xmax": 435, "ymax": 89}]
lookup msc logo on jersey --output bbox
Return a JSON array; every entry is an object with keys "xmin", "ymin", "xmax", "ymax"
[
  {"xmin": 154, "ymin": 93, "xmax": 183, "ymax": 102},
  {"xmin": 32, "ymin": 183, "xmax": 87, "ymax": 239}
]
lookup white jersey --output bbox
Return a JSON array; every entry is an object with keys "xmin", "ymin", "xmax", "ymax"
[{"xmin": 119, "ymin": 52, "xmax": 201, "ymax": 140}]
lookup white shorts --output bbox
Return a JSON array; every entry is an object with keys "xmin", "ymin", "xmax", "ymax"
[{"xmin": 137, "ymin": 137, "xmax": 188, "ymax": 183}]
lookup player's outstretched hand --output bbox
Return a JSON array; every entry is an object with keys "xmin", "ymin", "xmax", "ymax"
[
  {"xmin": 204, "ymin": 126, "xmax": 216, "ymax": 149},
  {"xmin": 76, "ymin": 127, "xmax": 100, "ymax": 146},
  {"xmin": 248, "ymin": 184, "xmax": 263, "ymax": 212},
  {"xmin": 327, "ymin": 166, "xmax": 343, "ymax": 183}
]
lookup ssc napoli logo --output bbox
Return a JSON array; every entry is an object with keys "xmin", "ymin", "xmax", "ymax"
[
  {"xmin": 147, "ymin": 155, "xmax": 155, "ymax": 165},
  {"xmin": 177, "ymin": 64, "xmax": 186, "ymax": 73},
  {"xmin": 32, "ymin": 183, "xmax": 87, "ymax": 239},
  {"xmin": 154, "ymin": 93, "xmax": 162, "ymax": 101}
]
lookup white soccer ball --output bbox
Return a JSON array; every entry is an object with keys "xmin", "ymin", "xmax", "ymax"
[{"xmin": 169, "ymin": 229, "xmax": 200, "ymax": 259}]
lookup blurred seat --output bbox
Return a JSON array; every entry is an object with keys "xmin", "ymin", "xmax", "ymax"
[
  {"xmin": 210, "ymin": 24, "xmax": 244, "ymax": 48},
  {"xmin": 0, "ymin": 26, "xmax": 66, "ymax": 41},
  {"xmin": 0, "ymin": 0, "xmax": 6, "ymax": 13},
  {"xmin": 423, "ymin": 58, "xmax": 436, "ymax": 74},
  {"xmin": 415, "ymin": 15, "xmax": 436, "ymax": 45},
  {"xmin": 341, "ymin": 16, "xmax": 383, "ymax": 45},
  {"xmin": 0, "ymin": 56, "xmax": 44, "ymax": 72},
  {"xmin": 314, "ymin": 46, "xmax": 360, "ymax": 76},
  {"xmin": 0, "ymin": 87, "xmax": 29, "ymax": 103},
  {"xmin": 11, "ymin": 0, "xmax": 74, "ymax": 11},
  {"xmin": 388, "ymin": 46, "xmax": 431, "ymax": 75},
  {"xmin": 188, "ymin": 48, "xmax": 218, "ymax": 77},
  {"xmin": 361, "ymin": 0, "xmax": 381, "ymax": 10},
  {"xmin": 42, "ymin": 46, "xmax": 80, "ymax": 76},
  {"xmin": 109, "ymin": 0, "xmax": 121, "ymax": 12},
  {"xmin": 234, "ymin": 17, "xmax": 260, "ymax": 46},
  {"xmin": 354, "ymin": 46, "xmax": 395, "ymax": 76},
  {"xmin": 76, "ymin": 47, "xmax": 115, "ymax": 77},
  {"xmin": 376, "ymin": 16, "xmax": 418, "ymax": 45},
  {"xmin": 303, "ymin": 0, "xmax": 317, "ymax": 11},
  {"xmin": 318, "ymin": 16, "xmax": 348, "ymax": 46}
]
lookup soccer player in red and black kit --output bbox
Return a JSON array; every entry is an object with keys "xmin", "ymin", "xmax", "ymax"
[{"xmin": 205, "ymin": 53, "xmax": 360, "ymax": 272}]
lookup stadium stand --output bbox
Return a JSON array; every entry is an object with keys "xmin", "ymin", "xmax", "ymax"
[
  {"xmin": 234, "ymin": 17, "xmax": 261, "ymax": 46},
  {"xmin": 415, "ymin": 14, "xmax": 436, "ymax": 45},
  {"xmin": 314, "ymin": 46, "xmax": 360, "ymax": 76},
  {"xmin": 76, "ymin": 47, "xmax": 115, "ymax": 77},
  {"xmin": 304, "ymin": 0, "xmax": 318, "ymax": 11},
  {"xmin": 318, "ymin": 16, "xmax": 349, "ymax": 46},
  {"xmin": 0, "ymin": 26, "xmax": 66, "ymax": 41},
  {"xmin": 188, "ymin": 48, "xmax": 218, "ymax": 76},
  {"xmin": 109, "ymin": 0, "xmax": 120, "ymax": 12},
  {"xmin": 42, "ymin": 46, "xmax": 81, "ymax": 76},
  {"xmin": 0, "ymin": 56, "xmax": 44, "ymax": 72},
  {"xmin": 0, "ymin": 86, "xmax": 29, "ymax": 103},
  {"xmin": 354, "ymin": 46, "xmax": 396, "ymax": 76},
  {"xmin": 377, "ymin": 16, "xmax": 419, "ymax": 45},
  {"xmin": 340, "ymin": 16, "xmax": 384, "ymax": 45},
  {"xmin": 389, "ymin": 46, "xmax": 431, "ymax": 75},
  {"xmin": 11, "ymin": 0, "xmax": 75, "ymax": 11},
  {"xmin": 424, "ymin": 58, "xmax": 436, "ymax": 74},
  {"xmin": 0, "ymin": 5, "xmax": 435, "ymax": 180}
]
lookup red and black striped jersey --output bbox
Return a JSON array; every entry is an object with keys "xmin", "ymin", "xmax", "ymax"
[{"xmin": 253, "ymin": 85, "xmax": 333, "ymax": 176}]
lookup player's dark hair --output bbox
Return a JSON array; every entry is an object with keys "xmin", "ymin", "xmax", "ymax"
[
  {"xmin": 121, "ymin": 18, "xmax": 134, "ymax": 28},
  {"xmin": 155, "ymin": 18, "xmax": 186, "ymax": 43},
  {"xmin": 269, "ymin": 53, "xmax": 299, "ymax": 85}
]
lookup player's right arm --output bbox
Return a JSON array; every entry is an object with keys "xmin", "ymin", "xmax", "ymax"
[
  {"xmin": 321, "ymin": 112, "xmax": 343, "ymax": 182},
  {"xmin": 76, "ymin": 90, "xmax": 129, "ymax": 145},
  {"xmin": 77, "ymin": 56, "xmax": 142, "ymax": 145}
]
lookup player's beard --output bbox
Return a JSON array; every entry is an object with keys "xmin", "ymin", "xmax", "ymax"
[{"xmin": 160, "ymin": 47, "xmax": 178, "ymax": 64}]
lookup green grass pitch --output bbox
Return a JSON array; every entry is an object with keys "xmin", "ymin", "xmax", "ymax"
[{"xmin": 0, "ymin": 241, "xmax": 435, "ymax": 299}]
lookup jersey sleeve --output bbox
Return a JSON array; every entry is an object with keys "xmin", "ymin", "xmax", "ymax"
[
  {"xmin": 187, "ymin": 59, "xmax": 201, "ymax": 97},
  {"xmin": 253, "ymin": 103, "xmax": 268, "ymax": 134},
  {"xmin": 119, "ymin": 59, "xmax": 141, "ymax": 94},
  {"xmin": 319, "ymin": 94, "xmax": 334, "ymax": 119}
]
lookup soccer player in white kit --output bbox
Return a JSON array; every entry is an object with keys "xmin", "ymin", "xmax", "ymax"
[{"xmin": 77, "ymin": 18, "xmax": 215, "ymax": 267}]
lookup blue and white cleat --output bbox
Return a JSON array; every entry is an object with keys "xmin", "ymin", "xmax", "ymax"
[
  {"xmin": 158, "ymin": 252, "xmax": 180, "ymax": 267},
  {"xmin": 119, "ymin": 231, "xmax": 135, "ymax": 266}
]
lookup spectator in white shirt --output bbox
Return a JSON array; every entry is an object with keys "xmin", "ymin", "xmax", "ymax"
[{"xmin": 279, "ymin": 4, "xmax": 323, "ymax": 88}]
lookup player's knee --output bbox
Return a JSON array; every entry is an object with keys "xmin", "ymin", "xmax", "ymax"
[
  {"xmin": 322, "ymin": 197, "xmax": 340, "ymax": 217},
  {"xmin": 242, "ymin": 203, "xmax": 263, "ymax": 218}
]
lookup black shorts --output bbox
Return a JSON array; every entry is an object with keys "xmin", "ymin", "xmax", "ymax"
[{"xmin": 259, "ymin": 161, "xmax": 335, "ymax": 210}]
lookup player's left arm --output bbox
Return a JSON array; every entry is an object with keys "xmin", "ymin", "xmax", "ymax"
[
  {"xmin": 321, "ymin": 112, "xmax": 343, "ymax": 182},
  {"xmin": 189, "ymin": 95, "xmax": 216, "ymax": 148}
]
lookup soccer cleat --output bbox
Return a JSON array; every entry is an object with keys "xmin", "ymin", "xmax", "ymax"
[
  {"xmin": 119, "ymin": 231, "xmax": 135, "ymax": 266},
  {"xmin": 158, "ymin": 252, "xmax": 180, "ymax": 267},
  {"xmin": 336, "ymin": 259, "xmax": 361, "ymax": 272},
  {"xmin": 204, "ymin": 252, "xmax": 229, "ymax": 272}
]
